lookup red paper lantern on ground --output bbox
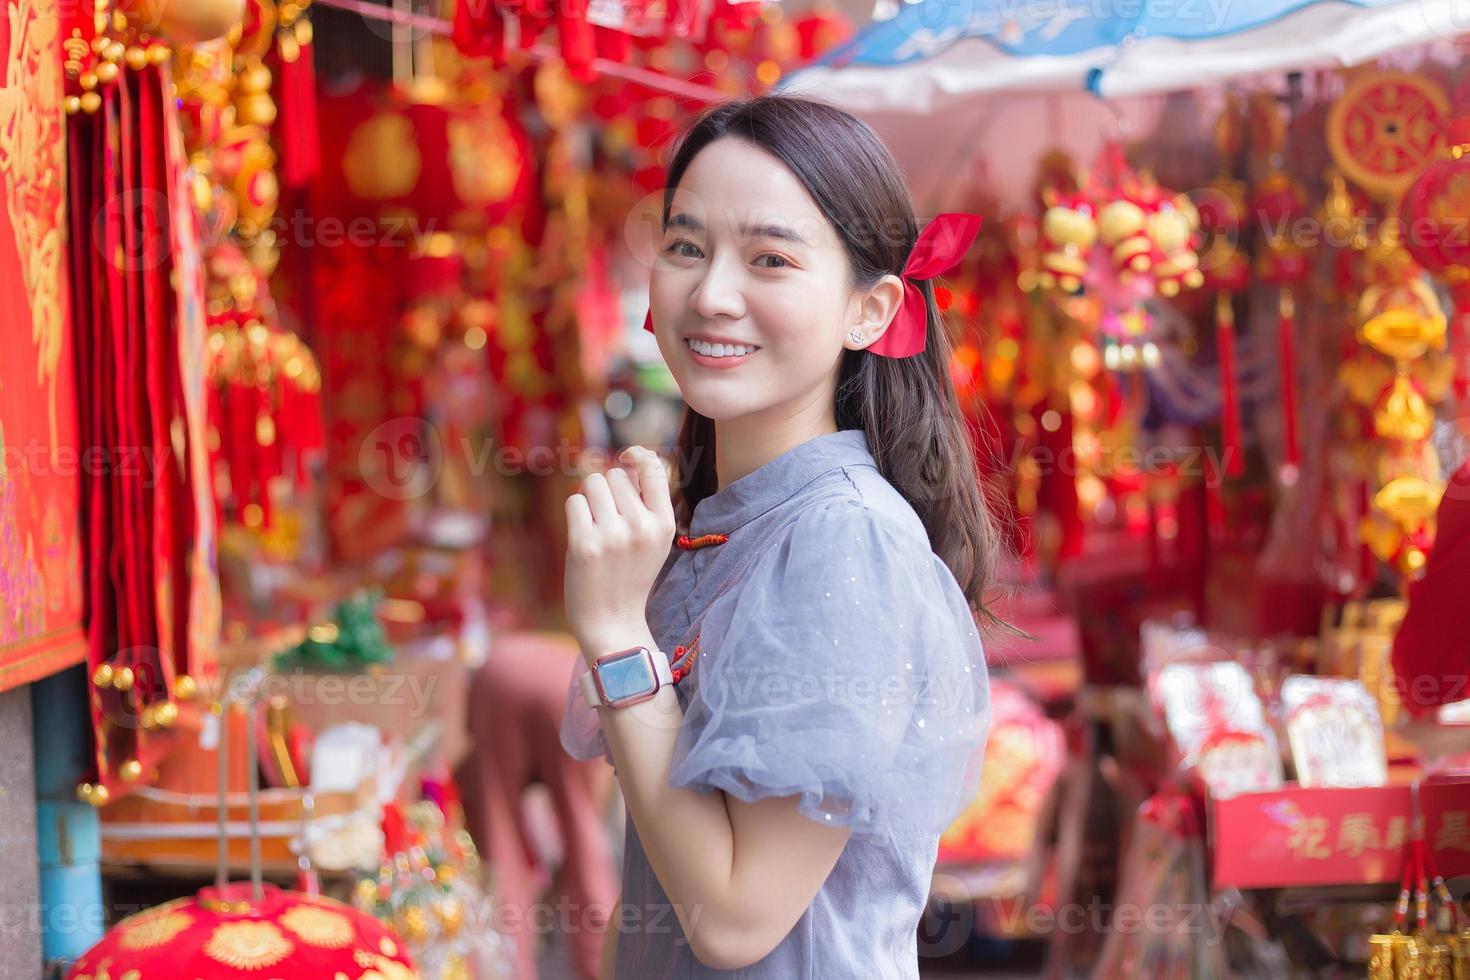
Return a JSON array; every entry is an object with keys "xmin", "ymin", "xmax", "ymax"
[{"xmin": 67, "ymin": 884, "xmax": 418, "ymax": 980}]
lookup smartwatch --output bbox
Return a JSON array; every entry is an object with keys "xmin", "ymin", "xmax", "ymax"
[{"xmin": 580, "ymin": 646, "xmax": 673, "ymax": 709}]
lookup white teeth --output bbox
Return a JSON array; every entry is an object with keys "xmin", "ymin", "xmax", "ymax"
[{"xmin": 687, "ymin": 338, "xmax": 757, "ymax": 358}]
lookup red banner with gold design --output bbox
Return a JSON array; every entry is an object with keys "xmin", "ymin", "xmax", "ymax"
[{"xmin": 0, "ymin": 0, "xmax": 88, "ymax": 692}]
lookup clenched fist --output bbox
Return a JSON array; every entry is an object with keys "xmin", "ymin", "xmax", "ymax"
[{"xmin": 564, "ymin": 446, "xmax": 676, "ymax": 657}]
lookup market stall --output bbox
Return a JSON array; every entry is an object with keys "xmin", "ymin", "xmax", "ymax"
[
  {"xmin": 780, "ymin": 1, "xmax": 1470, "ymax": 974},
  {"xmin": 5, "ymin": 0, "xmax": 1470, "ymax": 971}
]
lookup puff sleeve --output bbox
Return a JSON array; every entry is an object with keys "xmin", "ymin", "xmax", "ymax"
[{"xmin": 668, "ymin": 501, "xmax": 989, "ymax": 837}]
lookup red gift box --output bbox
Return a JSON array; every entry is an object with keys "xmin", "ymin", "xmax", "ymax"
[{"xmin": 1211, "ymin": 775, "xmax": 1470, "ymax": 889}]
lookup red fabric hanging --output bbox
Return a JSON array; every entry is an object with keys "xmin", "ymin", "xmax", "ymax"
[
  {"xmin": 65, "ymin": 60, "xmax": 216, "ymax": 800},
  {"xmin": 272, "ymin": 32, "xmax": 321, "ymax": 187},
  {"xmin": 1215, "ymin": 292, "xmax": 1244, "ymax": 477},
  {"xmin": 1277, "ymin": 289, "xmax": 1301, "ymax": 473}
]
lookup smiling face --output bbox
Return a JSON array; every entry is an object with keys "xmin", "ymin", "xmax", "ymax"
[{"xmin": 649, "ymin": 137, "xmax": 870, "ymax": 426}]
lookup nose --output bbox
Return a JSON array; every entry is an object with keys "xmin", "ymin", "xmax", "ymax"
[{"xmin": 687, "ymin": 252, "xmax": 745, "ymax": 321}]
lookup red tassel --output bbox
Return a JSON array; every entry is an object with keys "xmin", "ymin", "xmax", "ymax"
[
  {"xmin": 1277, "ymin": 289, "xmax": 1300, "ymax": 478},
  {"xmin": 1216, "ymin": 292, "xmax": 1244, "ymax": 477},
  {"xmin": 274, "ymin": 36, "xmax": 320, "ymax": 187},
  {"xmin": 670, "ymin": 636, "xmax": 699, "ymax": 683},
  {"xmin": 557, "ymin": 0, "xmax": 597, "ymax": 81},
  {"xmin": 1359, "ymin": 480, "xmax": 1375, "ymax": 586},
  {"xmin": 675, "ymin": 533, "xmax": 728, "ymax": 550},
  {"xmin": 1146, "ymin": 496, "xmax": 1160, "ymax": 580}
]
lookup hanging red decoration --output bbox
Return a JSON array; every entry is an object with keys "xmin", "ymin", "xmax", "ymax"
[
  {"xmin": 1400, "ymin": 117, "xmax": 1470, "ymax": 398},
  {"xmin": 67, "ymin": 50, "xmax": 222, "ymax": 805},
  {"xmin": 314, "ymin": 81, "xmax": 533, "ymax": 236},
  {"xmin": 1215, "ymin": 293, "xmax": 1245, "ymax": 478},
  {"xmin": 1252, "ymin": 171, "xmax": 1312, "ymax": 474}
]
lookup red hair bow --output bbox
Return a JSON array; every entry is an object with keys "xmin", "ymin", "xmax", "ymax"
[
  {"xmin": 868, "ymin": 212, "xmax": 983, "ymax": 358},
  {"xmin": 641, "ymin": 212, "xmax": 981, "ymax": 357}
]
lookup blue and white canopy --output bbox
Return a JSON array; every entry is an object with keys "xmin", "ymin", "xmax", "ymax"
[{"xmin": 781, "ymin": 0, "xmax": 1467, "ymax": 110}]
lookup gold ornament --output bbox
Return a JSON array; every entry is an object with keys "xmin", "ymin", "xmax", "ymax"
[
  {"xmin": 118, "ymin": 907, "xmax": 193, "ymax": 950},
  {"xmin": 153, "ymin": 701, "xmax": 179, "ymax": 728},
  {"xmin": 1375, "ymin": 476, "xmax": 1443, "ymax": 527},
  {"xmin": 343, "ymin": 113, "xmax": 421, "ymax": 200},
  {"xmin": 1373, "ymin": 370, "xmax": 1434, "ymax": 442},
  {"xmin": 203, "ymin": 922, "xmax": 294, "ymax": 970},
  {"xmin": 1327, "ymin": 71, "xmax": 1450, "ymax": 200},
  {"xmin": 279, "ymin": 905, "xmax": 355, "ymax": 948}
]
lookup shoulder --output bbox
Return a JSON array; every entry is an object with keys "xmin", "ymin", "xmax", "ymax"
[{"xmin": 773, "ymin": 464, "xmax": 933, "ymax": 567}]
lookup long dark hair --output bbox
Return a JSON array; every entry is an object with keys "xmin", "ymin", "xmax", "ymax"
[{"xmin": 662, "ymin": 95, "xmax": 1007, "ymax": 622}]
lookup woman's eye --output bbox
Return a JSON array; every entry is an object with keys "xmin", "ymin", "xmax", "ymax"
[
  {"xmin": 665, "ymin": 239, "xmax": 703, "ymax": 259},
  {"xmin": 754, "ymin": 253, "xmax": 791, "ymax": 269}
]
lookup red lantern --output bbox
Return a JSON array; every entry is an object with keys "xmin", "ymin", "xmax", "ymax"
[
  {"xmin": 1401, "ymin": 118, "xmax": 1470, "ymax": 396},
  {"xmin": 1400, "ymin": 125, "xmax": 1470, "ymax": 276},
  {"xmin": 66, "ymin": 884, "xmax": 418, "ymax": 979},
  {"xmin": 1252, "ymin": 172, "xmax": 1312, "ymax": 286}
]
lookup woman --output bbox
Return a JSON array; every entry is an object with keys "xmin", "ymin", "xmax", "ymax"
[{"xmin": 560, "ymin": 94, "xmax": 997, "ymax": 978}]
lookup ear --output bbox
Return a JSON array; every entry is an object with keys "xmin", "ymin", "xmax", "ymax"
[{"xmin": 845, "ymin": 274, "xmax": 906, "ymax": 351}]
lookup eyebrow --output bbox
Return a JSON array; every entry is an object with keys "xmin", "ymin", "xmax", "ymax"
[{"xmin": 666, "ymin": 212, "xmax": 809, "ymax": 246}]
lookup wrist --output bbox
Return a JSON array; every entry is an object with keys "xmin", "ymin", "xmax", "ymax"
[{"xmin": 576, "ymin": 620, "xmax": 656, "ymax": 664}]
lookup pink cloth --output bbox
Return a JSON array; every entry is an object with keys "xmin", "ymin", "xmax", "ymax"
[{"xmin": 458, "ymin": 631, "xmax": 618, "ymax": 979}]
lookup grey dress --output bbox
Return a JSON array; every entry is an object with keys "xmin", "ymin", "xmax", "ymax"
[{"xmin": 561, "ymin": 429, "xmax": 990, "ymax": 978}]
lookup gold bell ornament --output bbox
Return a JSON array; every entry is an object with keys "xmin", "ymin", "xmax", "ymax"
[{"xmin": 1369, "ymin": 785, "xmax": 1470, "ymax": 979}]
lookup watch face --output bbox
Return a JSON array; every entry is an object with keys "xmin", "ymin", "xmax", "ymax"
[{"xmin": 596, "ymin": 648, "xmax": 658, "ymax": 704}]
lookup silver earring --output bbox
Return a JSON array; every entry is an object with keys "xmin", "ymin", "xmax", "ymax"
[{"xmin": 848, "ymin": 329, "xmax": 864, "ymax": 345}]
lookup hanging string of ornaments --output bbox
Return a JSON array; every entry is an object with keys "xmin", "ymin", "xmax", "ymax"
[
  {"xmin": 1326, "ymin": 69, "xmax": 1463, "ymax": 580},
  {"xmin": 1037, "ymin": 144, "xmax": 1205, "ymax": 374}
]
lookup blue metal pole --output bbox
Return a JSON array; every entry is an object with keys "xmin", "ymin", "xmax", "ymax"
[{"xmin": 33, "ymin": 666, "xmax": 104, "ymax": 967}]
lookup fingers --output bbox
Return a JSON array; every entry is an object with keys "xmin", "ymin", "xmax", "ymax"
[
  {"xmin": 581, "ymin": 472, "xmax": 619, "ymax": 526},
  {"xmin": 605, "ymin": 466, "xmax": 644, "ymax": 517},
  {"xmin": 565, "ymin": 491, "xmax": 594, "ymax": 540},
  {"xmin": 625, "ymin": 446, "xmax": 675, "ymax": 522}
]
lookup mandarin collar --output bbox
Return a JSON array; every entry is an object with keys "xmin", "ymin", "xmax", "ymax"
[{"xmin": 687, "ymin": 429, "xmax": 875, "ymax": 536}]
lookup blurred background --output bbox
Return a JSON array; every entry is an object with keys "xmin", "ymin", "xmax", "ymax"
[{"xmin": 5, "ymin": 0, "xmax": 1470, "ymax": 976}]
